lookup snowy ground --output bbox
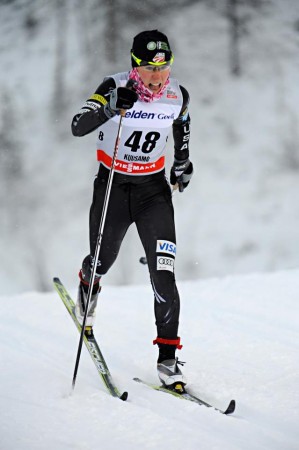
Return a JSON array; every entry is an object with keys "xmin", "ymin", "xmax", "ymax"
[{"xmin": 1, "ymin": 269, "xmax": 298, "ymax": 450}]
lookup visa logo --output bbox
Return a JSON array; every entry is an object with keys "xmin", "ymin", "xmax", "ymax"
[{"xmin": 156, "ymin": 240, "xmax": 176, "ymax": 256}]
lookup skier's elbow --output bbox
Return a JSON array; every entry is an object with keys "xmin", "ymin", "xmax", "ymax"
[{"xmin": 71, "ymin": 119, "xmax": 84, "ymax": 137}]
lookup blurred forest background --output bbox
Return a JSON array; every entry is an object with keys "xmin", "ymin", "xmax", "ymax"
[{"xmin": 1, "ymin": 0, "xmax": 299, "ymax": 294}]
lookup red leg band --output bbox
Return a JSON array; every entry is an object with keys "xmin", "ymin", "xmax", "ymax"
[
  {"xmin": 78, "ymin": 270, "xmax": 100, "ymax": 286},
  {"xmin": 153, "ymin": 337, "xmax": 183, "ymax": 350}
]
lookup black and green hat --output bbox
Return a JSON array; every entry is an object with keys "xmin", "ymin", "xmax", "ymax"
[{"xmin": 131, "ymin": 30, "xmax": 173, "ymax": 67}]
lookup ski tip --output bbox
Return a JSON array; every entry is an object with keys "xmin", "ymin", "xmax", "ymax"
[
  {"xmin": 120, "ymin": 391, "xmax": 128, "ymax": 401},
  {"xmin": 53, "ymin": 277, "xmax": 60, "ymax": 283},
  {"xmin": 224, "ymin": 399, "xmax": 236, "ymax": 415}
]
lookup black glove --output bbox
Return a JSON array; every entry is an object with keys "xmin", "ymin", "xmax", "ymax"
[
  {"xmin": 109, "ymin": 86, "xmax": 138, "ymax": 111},
  {"xmin": 170, "ymin": 158, "xmax": 194, "ymax": 192},
  {"xmin": 104, "ymin": 83, "xmax": 138, "ymax": 119}
]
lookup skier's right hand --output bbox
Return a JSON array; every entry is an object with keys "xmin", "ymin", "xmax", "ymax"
[{"xmin": 109, "ymin": 87, "xmax": 138, "ymax": 112}]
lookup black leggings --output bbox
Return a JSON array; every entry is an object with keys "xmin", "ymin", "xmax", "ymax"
[{"xmin": 82, "ymin": 165, "xmax": 180, "ymax": 340}]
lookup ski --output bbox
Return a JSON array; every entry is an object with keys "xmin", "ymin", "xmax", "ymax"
[
  {"xmin": 133, "ymin": 377, "xmax": 235, "ymax": 415},
  {"xmin": 53, "ymin": 277, "xmax": 128, "ymax": 401}
]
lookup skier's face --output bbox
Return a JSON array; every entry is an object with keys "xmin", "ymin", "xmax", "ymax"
[{"xmin": 137, "ymin": 66, "xmax": 170, "ymax": 93}]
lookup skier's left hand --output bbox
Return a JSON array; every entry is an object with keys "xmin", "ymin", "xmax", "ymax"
[{"xmin": 170, "ymin": 158, "xmax": 193, "ymax": 192}]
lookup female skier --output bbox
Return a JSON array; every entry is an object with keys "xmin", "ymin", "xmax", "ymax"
[{"xmin": 71, "ymin": 30, "xmax": 193, "ymax": 388}]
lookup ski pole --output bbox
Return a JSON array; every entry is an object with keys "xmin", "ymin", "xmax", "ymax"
[{"xmin": 72, "ymin": 80, "xmax": 136, "ymax": 390}]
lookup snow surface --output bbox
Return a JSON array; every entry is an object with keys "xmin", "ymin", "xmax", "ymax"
[{"xmin": 1, "ymin": 269, "xmax": 298, "ymax": 449}]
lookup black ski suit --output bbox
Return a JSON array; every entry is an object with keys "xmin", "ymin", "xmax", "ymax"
[{"xmin": 71, "ymin": 74, "xmax": 191, "ymax": 355}]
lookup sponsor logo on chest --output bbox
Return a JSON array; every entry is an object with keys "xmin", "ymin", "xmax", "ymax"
[
  {"xmin": 125, "ymin": 110, "xmax": 175, "ymax": 120},
  {"xmin": 166, "ymin": 88, "xmax": 178, "ymax": 99}
]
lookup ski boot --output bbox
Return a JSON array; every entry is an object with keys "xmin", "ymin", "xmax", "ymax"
[
  {"xmin": 75, "ymin": 281, "xmax": 101, "ymax": 333},
  {"xmin": 157, "ymin": 358, "xmax": 187, "ymax": 393}
]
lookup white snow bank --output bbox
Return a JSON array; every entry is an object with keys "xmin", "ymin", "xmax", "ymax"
[{"xmin": 1, "ymin": 269, "xmax": 298, "ymax": 449}]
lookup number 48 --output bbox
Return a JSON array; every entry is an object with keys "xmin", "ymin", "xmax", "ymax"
[{"xmin": 124, "ymin": 131, "xmax": 160, "ymax": 154}]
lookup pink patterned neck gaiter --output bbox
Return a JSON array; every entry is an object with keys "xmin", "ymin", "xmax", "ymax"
[{"xmin": 128, "ymin": 68, "xmax": 170, "ymax": 103}]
